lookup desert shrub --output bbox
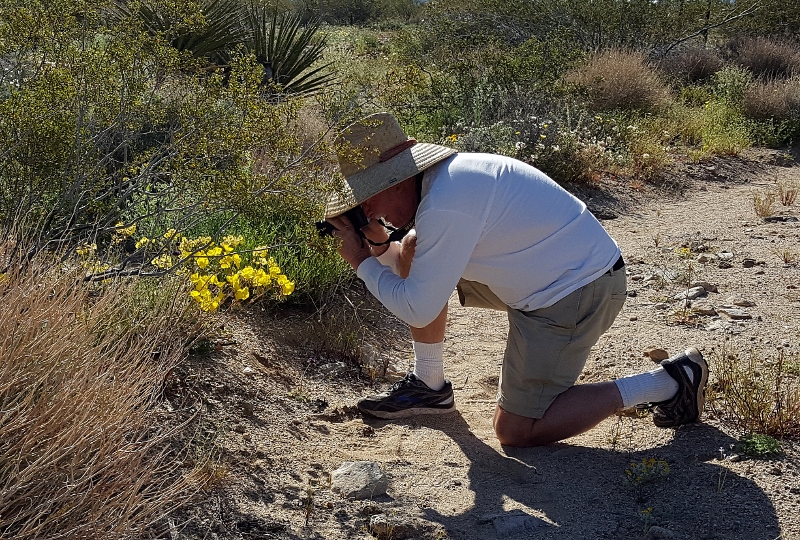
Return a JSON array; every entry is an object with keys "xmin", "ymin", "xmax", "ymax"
[
  {"xmin": 711, "ymin": 65, "xmax": 753, "ymax": 106},
  {"xmin": 710, "ymin": 345, "xmax": 800, "ymax": 438},
  {"xmin": 660, "ymin": 47, "xmax": 725, "ymax": 83},
  {"xmin": 743, "ymin": 77, "xmax": 800, "ymax": 119},
  {"xmin": 726, "ymin": 36, "xmax": 800, "ymax": 79},
  {"xmin": 0, "ymin": 253, "xmax": 204, "ymax": 539},
  {"xmin": 566, "ymin": 49, "xmax": 672, "ymax": 112}
]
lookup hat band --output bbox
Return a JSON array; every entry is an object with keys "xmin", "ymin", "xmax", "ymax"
[{"xmin": 379, "ymin": 139, "xmax": 417, "ymax": 162}]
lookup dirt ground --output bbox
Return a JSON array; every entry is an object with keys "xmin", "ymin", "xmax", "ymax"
[{"xmin": 164, "ymin": 147, "xmax": 800, "ymax": 540}]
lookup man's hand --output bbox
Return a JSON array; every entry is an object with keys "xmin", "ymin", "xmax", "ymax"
[
  {"xmin": 361, "ymin": 219, "xmax": 391, "ymax": 257},
  {"xmin": 327, "ymin": 214, "xmax": 372, "ymax": 270}
]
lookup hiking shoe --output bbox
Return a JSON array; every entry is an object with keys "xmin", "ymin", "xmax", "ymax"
[
  {"xmin": 357, "ymin": 373, "xmax": 456, "ymax": 419},
  {"xmin": 650, "ymin": 348, "xmax": 709, "ymax": 428}
]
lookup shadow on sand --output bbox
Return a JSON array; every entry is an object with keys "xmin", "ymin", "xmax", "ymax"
[{"xmin": 392, "ymin": 412, "xmax": 780, "ymax": 540}]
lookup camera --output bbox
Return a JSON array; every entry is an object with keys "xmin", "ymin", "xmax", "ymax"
[{"xmin": 315, "ymin": 206, "xmax": 370, "ymax": 238}]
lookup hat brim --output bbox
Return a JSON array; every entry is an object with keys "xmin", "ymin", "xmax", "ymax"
[{"xmin": 324, "ymin": 143, "xmax": 456, "ymax": 219}]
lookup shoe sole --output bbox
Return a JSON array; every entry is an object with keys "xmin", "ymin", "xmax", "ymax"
[
  {"xmin": 687, "ymin": 347, "xmax": 709, "ymax": 423},
  {"xmin": 358, "ymin": 402, "xmax": 457, "ymax": 420},
  {"xmin": 653, "ymin": 347, "xmax": 708, "ymax": 427}
]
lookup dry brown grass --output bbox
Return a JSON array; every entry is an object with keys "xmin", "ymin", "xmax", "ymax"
[
  {"xmin": 778, "ymin": 179, "xmax": 798, "ymax": 206},
  {"xmin": 0, "ymin": 256, "xmax": 202, "ymax": 539},
  {"xmin": 710, "ymin": 345, "xmax": 800, "ymax": 438},
  {"xmin": 743, "ymin": 76, "xmax": 800, "ymax": 120},
  {"xmin": 728, "ymin": 36, "xmax": 800, "ymax": 79},
  {"xmin": 752, "ymin": 189, "xmax": 777, "ymax": 217},
  {"xmin": 566, "ymin": 49, "xmax": 672, "ymax": 112},
  {"xmin": 660, "ymin": 47, "xmax": 724, "ymax": 83}
]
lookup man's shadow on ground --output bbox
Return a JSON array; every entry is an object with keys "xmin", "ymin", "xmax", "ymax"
[{"xmin": 388, "ymin": 412, "xmax": 780, "ymax": 540}]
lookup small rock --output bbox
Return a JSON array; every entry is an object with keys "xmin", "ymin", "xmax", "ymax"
[
  {"xmin": 690, "ymin": 280, "xmax": 718, "ymax": 293},
  {"xmin": 627, "ymin": 290, "xmax": 637, "ymax": 297},
  {"xmin": 718, "ymin": 261, "xmax": 733, "ymax": 269},
  {"xmin": 742, "ymin": 258, "xmax": 756, "ymax": 268},
  {"xmin": 646, "ymin": 525, "xmax": 677, "ymax": 539},
  {"xmin": 654, "ymin": 302, "xmax": 670, "ymax": 310},
  {"xmin": 630, "ymin": 316, "xmax": 638, "ymax": 321},
  {"xmin": 369, "ymin": 514, "xmax": 412, "ymax": 539},
  {"xmin": 644, "ymin": 348, "xmax": 670, "ymax": 362},
  {"xmin": 696, "ymin": 254, "xmax": 711, "ymax": 263},
  {"xmin": 691, "ymin": 301, "xmax": 717, "ymax": 316},
  {"xmin": 242, "ymin": 366, "xmax": 255, "ymax": 375},
  {"xmin": 716, "ymin": 251, "xmax": 734, "ymax": 260},
  {"xmin": 242, "ymin": 402, "xmax": 254, "ymax": 416},
  {"xmin": 630, "ymin": 274, "xmax": 644, "ymax": 281},
  {"xmin": 716, "ymin": 306, "xmax": 752, "ymax": 320},
  {"xmin": 480, "ymin": 511, "xmax": 549, "ymax": 537},
  {"xmin": 233, "ymin": 423, "xmax": 246, "ymax": 433},
  {"xmin": 674, "ymin": 286, "xmax": 706, "ymax": 300},
  {"xmin": 318, "ymin": 361, "xmax": 349, "ymax": 378},
  {"xmin": 725, "ymin": 296, "xmax": 755, "ymax": 307},
  {"xmin": 331, "ymin": 461, "xmax": 389, "ymax": 500}
]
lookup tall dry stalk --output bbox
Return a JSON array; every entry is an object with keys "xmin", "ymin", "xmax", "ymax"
[{"xmin": 0, "ymin": 255, "xmax": 202, "ymax": 539}]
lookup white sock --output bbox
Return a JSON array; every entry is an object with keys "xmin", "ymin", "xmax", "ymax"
[
  {"xmin": 412, "ymin": 341, "xmax": 445, "ymax": 391},
  {"xmin": 615, "ymin": 367, "xmax": 679, "ymax": 408},
  {"xmin": 615, "ymin": 349, "xmax": 701, "ymax": 408}
]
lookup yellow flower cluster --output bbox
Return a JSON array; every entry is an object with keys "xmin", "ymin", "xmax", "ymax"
[
  {"xmin": 625, "ymin": 457, "xmax": 670, "ymax": 487},
  {"xmin": 115, "ymin": 222, "xmax": 137, "ymax": 237},
  {"xmin": 178, "ymin": 234, "xmax": 294, "ymax": 312}
]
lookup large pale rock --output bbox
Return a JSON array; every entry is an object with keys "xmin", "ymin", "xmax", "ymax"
[{"xmin": 331, "ymin": 461, "xmax": 389, "ymax": 500}]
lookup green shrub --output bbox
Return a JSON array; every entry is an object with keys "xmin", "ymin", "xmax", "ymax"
[
  {"xmin": 738, "ymin": 434, "xmax": 783, "ymax": 459},
  {"xmin": 566, "ymin": 49, "xmax": 672, "ymax": 112}
]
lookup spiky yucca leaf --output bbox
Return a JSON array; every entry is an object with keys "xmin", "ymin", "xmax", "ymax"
[{"xmin": 246, "ymin": 7, "xmax": 334, "ymax": 95}]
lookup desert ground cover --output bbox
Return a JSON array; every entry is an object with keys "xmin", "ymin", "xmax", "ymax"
[{"xmin": 161, "ymin": 146, "xmax": 800, "ymax": 540}]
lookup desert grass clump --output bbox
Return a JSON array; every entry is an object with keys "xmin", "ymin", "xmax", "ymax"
[
  {"xmin": 743, "ymin": 77, "xmax": 800, "ymax": 120},
  {"xmin": 752, "ymin": 189, "xmax": 777, "ymax": 217},
  {"xmin": 566, "ymin": 49, "xmax": 672, "ymax": 112},
  {"xmin": 777, "ymin": 179, "xmax": 798, "ymax": 206},
  {"xmin": 728, "ymin": 36, "xmax": 800, "ymax": 79},
  {"xmin": 0, "ymin": 255, "xmax": 203, "ymax": 539},
  {"xmin": 660, "ymin": 47, "xmax": 725, "ymax": 83},
  {"xmin": 709, "ymin": 345, "xmax": 800, "ymax": 438}
]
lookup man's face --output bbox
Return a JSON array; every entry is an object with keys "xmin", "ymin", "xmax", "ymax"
[{"xmin": 361, "ymin": 176, "xmax": 417, "ymax": 228}]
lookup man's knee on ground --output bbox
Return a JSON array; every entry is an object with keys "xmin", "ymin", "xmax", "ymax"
[{"xmin": 493, "ymin": 408, "xmax": 547, "ymax": 447}]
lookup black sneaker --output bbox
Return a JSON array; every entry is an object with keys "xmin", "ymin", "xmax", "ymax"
[
  {"xmin": 357, "ymin": 373, "xmax": 456, "ymax": 419},
  {"xmin": 650, "ymin": 348, "xmax": 709, "ymax": 428}
]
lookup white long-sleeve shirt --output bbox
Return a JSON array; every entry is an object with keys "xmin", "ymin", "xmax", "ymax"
[{"xmin": 356, "ymin": 153, "xmax": 621, "ymax": 328}]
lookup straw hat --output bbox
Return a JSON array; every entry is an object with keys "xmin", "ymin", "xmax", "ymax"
[{"xmin": 324, "ymin": 112, "xmax": 456, "ymax": 218}]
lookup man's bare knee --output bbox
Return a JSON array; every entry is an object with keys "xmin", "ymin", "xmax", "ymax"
[{"xmin": 493, "ymin": 407, "xmax": 547, "ymax": 447}]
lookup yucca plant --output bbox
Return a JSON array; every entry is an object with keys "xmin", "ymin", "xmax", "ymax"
[
  {"xmin": 245, "ymin": 5, "xmax": 334, "ymax": 95},
  {"xmin": 107, "ymin": 0, "xmax": 248, "ymax": 65}
]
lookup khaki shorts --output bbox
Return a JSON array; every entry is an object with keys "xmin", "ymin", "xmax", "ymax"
[{"xmin": 457, "ymin": 266, "xmax": 627, "ymax": 419}]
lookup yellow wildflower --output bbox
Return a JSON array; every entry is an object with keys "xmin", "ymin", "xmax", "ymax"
[
  {"xmin": 151, "ymin": 254, "xmax": 173, "ymax": 269},
  {"xmin": 135, "ymin": 237, "xmax": 150, "ymax": 249},
  {"xmin": 234, "ymin": 286, "xmax": 250, "ymax": 301},
  {"xmin": 115, "ymin": 222, "xmax": 136, "ymax": 237}
]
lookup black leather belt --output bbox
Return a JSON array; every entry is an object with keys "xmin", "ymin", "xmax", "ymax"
[{"xmin": 606, "ymin": 255, "xmax": 625, "ymax": 274}]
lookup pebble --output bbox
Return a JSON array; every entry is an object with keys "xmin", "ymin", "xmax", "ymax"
[
  {"xmin": 691, "ymin": 301, "xmax": 717, "ymax": 316},
  {"xmin": 717, "ymin": 251, "xmax": 734, "ymax": 260},
  {"xmin": 644, "ymin": 348, "xmax": 670, "ymax": 361},
  {"xmin": 674, "ymin": 286, "xmax": 707, "ymax": 300},
  {"xmin": 716, "ymin": 306, "xmax": 753, "ymax": 320},
  {"xmin": 369, "ymin": 514, "xmax": 412, "ymax": 538},
  {"xmin": 242, "ymin": 366, "xmax": 255, "ymax": 375},
  {"xmin": 654, "ymin": 303, "xmax": 670, "ymax": 310},
  {"xmin": 725, "ymin": 296, "xmax": 756, "ymax": 307},
  {"xmin": 690, "ymin": 280, "xmax": 718, "ymax": 292},
  {"xmin": 718, "ymin": 261, "xmax": 733, "ymax": 269},
  {"xmin": 480, "ymin": 511, "xmax": 549, "ymax": 537}
]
